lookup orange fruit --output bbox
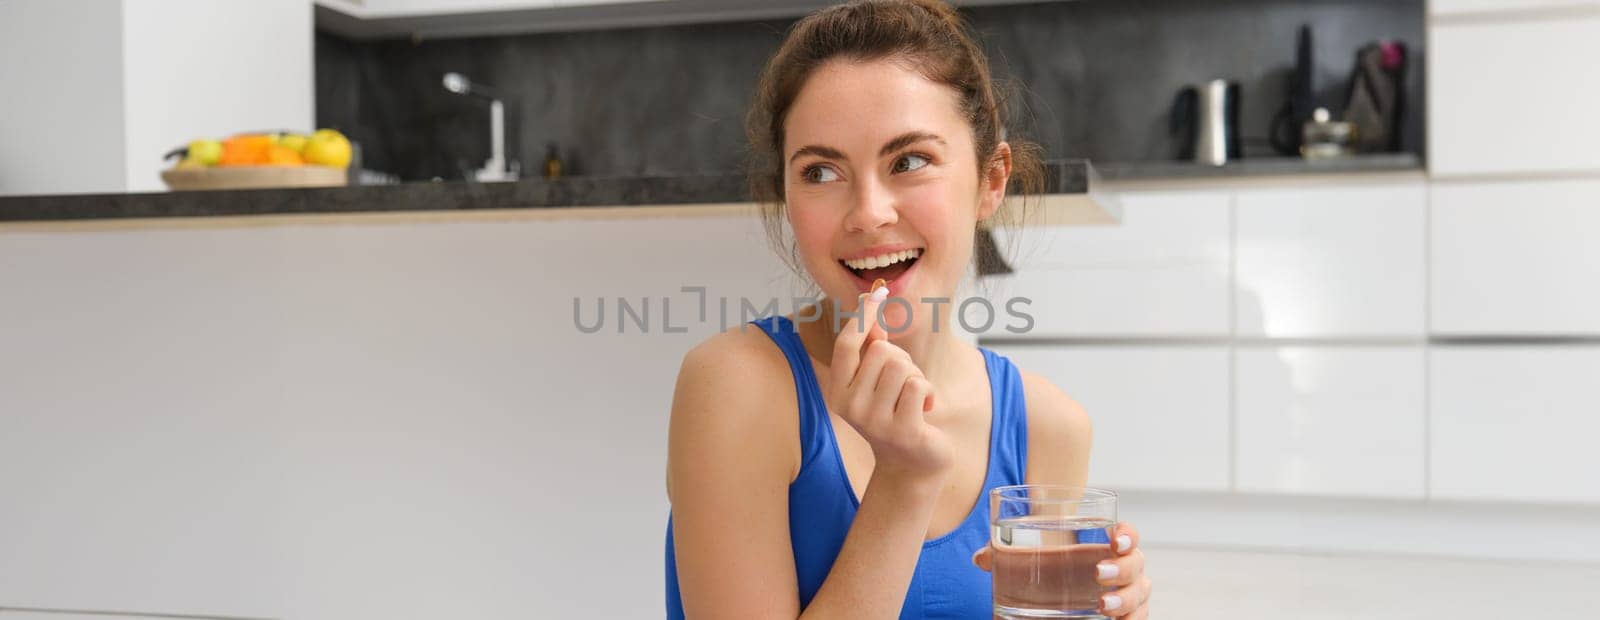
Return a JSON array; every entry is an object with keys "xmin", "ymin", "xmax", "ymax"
[
  {"xmin": 218, "ymin": 135, "xmax": 274, "ymax": 166},
  {"xmin": 264, "ymin": 145, "xmax": 305, "ymax": 166}
]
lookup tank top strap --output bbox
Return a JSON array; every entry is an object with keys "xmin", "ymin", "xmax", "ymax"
[
  {"xmin": 749, "ymin": 315, "xmax": 834, "ymax": 473},
  {"xmin": 979, "ymin": 347, "xmax": 1029, "ymax": 487}
]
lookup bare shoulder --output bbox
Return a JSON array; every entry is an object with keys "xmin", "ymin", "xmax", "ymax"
[
  {"xmin": 1019, "ymin": 369, "xmax": 1092, "ymax": 444},
  {"xmin": 674, "ymin": 324, "xmax": 794, "ymax": 403},
  {"xmin": 1018, "ymin": 368, "xmax": 1093, "ymax": 487},
  {"xmin": 667, "ymin": 323, "xmax": 801, "ymax": 498},
  {"xmin": 667, "ymin": 324, "xmax": 807, "ymax": 616}
]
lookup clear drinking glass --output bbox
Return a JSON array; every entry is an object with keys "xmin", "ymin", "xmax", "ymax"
[{"xmin": 990, "ymin": 485, "xmax": 1118, "ymax": 619}]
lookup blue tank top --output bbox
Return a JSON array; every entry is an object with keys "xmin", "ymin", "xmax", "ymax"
[{"xmin": 664, "ymin": 315, "xmax": 1031, "ymax": 619}]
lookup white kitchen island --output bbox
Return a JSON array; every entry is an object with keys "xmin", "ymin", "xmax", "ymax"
[{"xmin": 0, "ymin": 183, "xmax": 1114, "ymax": 620}]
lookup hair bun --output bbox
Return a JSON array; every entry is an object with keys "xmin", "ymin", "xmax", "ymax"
[{"xmin": 745, "ymin": 0, "xmax": 1048, "ymax": 278}]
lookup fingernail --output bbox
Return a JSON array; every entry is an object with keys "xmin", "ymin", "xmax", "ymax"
[
  {"xmin": 1097, "ymin": 562, "xmax": 1119, "ymax": 580},
  {"xmin": 1116, "ymin": 534, "xmax": 1131, "ymax": 553},
  {"xmin": 1102, "ymin": 594, "xmax": 1123, "ymax": 611},
  {"xmin": 870, "ymin": 286, "xmax": 888, "ymax": 302}
]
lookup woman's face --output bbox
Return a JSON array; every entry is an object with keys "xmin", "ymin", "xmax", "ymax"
[{"xmin": 783, "ymin": 58, "xmax": 1006, "ymax": 336}]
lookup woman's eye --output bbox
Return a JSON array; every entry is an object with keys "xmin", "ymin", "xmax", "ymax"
[
  {"xmin": 893, "ymin": 153, "xmax": 930, "ymax": 173},
  {"xmin": 803, "ymin": 165, "xmax": 840, "ymax": 183}
]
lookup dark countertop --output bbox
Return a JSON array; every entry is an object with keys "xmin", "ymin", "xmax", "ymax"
[
  {"xmin": 0, "ymin": 160, "xmax": 1094, "ymax": 223},
  {"xmin": 1097, "ymin": 153, "xmax": 1423, "ymax": 182},
  {"xmin": 0, "ymin": 155, "xmax": 1424, "ymax": 224}
]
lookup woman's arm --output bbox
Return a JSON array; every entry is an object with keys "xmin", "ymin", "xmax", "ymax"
[
  {"xmin": 1020, "ymin": 370, "xmax": 1093, "ymax": 489},
  {"xmin": 1018, "ymin": 370, "xmax": 1153, "ymax": 619},
  {"xmin": 671, "ymin": 289, "xmax": 950, "ymax": 619},
  {"xmin": 667, "ymin": 325, "xmax": 947, "ymax": 620},
  {"xmin": 667, "ymin": 331, "xmax": 804, "ymax": 619}
]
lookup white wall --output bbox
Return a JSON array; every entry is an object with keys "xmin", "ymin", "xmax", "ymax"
[
  {"xmin": 121, "ymin": 0, "xmax": 315, "ymax": 192},
  {"xmin": 0, "ymin": 0, "xmax": 127, "ymax": 196},
  {"xmin": 0, "ymin": 215, "xmax": 801, "ymax": 618},
  {"xmin": 0, "ymin": 0, "xmax": 314, "ymax": 197}
]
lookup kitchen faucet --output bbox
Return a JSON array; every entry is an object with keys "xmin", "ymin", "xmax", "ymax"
[{"xmin": 442, "ymin": 72, "xmax": 518, "ymax": 182}]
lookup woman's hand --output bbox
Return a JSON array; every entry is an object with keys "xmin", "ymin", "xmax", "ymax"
[
  {"xmin": 971, "ymin": 522, "xmax": 1152, "ymax": 618},
  {"xmin": 827, "ymin": 287, "xmax": 953, "ymax": 483},
  {"xmin": 1093, "ymin": 522, "xmax": 1151, "ymax": 618}
]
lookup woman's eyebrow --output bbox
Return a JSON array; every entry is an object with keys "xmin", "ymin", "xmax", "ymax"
[
  {"xmin": 879, "ymin": 131, "xmax": 944, "ymax": 157},
  {"xmin": 789, "ymin": 144, "xmax": 846, "ymax": 165},
  {"xmin": 788, "ymin": 132, "xmax": 945, "ymax": 166}
]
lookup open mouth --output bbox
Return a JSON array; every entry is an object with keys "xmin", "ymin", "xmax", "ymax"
[{"xmin": 840, "ymin": 248, "xmax": 922, "ymax": 292}]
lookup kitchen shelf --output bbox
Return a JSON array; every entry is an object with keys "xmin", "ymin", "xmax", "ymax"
[
  {"xmin": 315, "ymin": 0, "xmax": 1076, "ymax": 40},
  {"xmin": 1097, "ymin": 153, "xmax": 1424, "ymax": 183},
  {"xmin": 0, "ymin": 160, "xmax": 1108, "ymax": 228}
]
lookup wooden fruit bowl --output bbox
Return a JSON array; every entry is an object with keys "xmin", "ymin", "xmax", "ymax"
[{"xmin": 161, "ymin": 165, "xmax": 348, "ymax": 191}]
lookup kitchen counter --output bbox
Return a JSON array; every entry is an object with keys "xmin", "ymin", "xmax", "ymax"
[
  {"xmin": 1, "ymin": 155, "xmax": 1429, "ymax": 229},
  {"xmin": 1099, "ymin": 153, "xmax": 1423, "ymax": 182},
  {"xmin": 0, "ymin": 160, "xmax": 1107, "ymax": 229}
]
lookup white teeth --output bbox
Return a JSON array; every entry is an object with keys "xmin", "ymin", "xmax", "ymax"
[{"xmin": 843, "ymin": 248, "xmax": 921, "ymax": 271}]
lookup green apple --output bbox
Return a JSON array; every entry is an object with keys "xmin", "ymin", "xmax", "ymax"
[
  {"xmin": 188, "ymin": 139, "xmax": 223, "ymax": 166},
  {"xmin": 277, "ymin": 133, "xmax": 309, "ymax": 154}
]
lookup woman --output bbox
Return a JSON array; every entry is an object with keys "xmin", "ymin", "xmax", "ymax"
[{"xmin": 665, "ymin": 1, "xmax": 1152, "ymax": 617}]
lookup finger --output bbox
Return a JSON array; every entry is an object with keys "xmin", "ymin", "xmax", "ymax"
[
  {"xmin": 851, "ymin": 338, "xmax": 899, "ymax": 391},
  {"xmin": 1095, "ymin": 548, "xmax": 1143, "ymax": 587},
  {"xmin": 1124, "ymin": 604, "xmax": 1148, "ymax": 620},
  {"xmin": 869, "ymin": 353, "xmax": 916, "ymax": 416},
  {"xmin": 827, "ymin": 294, "xmax": 868, "ymax": 394},
  {"xmin": 969, "ymin": 545, "xmax": 993, "ymax": 572},
  {"xmin": 1101, "ymin": 575, "xmax": 1150, "ymax": 617},
  {"xmin": 1112, "ymin": 521, "xmax": 1140, "ymax": 555},
  {"xmin": 854, "ymin": 287, "xmax": 889, "ymax": 341},
  {"xmin": 895, "ymin": 376, "xmax": 932, "ymax": 421},
  {"xmin": 899, "ymin": 359, "xmax": 934, "ymax": 412},
  {"xmin": 843, "ymin": 340, "xmax": 896, "ymax": 427},
  {"xmin": 863, "ymin": 285, "xmax": 890, "ymax": 345},
  {"xmin": 829, "ymin": 292, "xmax": 882, "ymax": 395}
]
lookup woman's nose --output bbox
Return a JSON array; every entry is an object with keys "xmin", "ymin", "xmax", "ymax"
[{"xmin": 844, "ymin": 176, "xmax": 898, "ymax": 231}]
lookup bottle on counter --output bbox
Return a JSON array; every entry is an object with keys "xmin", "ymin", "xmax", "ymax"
[
  {"xmin": 543, "ymin": 142, "xmax": 563, "ymax": 180},
  {"xmin": 1300, "ymin": 108, "xmax": 1354, "ymax": 160}
]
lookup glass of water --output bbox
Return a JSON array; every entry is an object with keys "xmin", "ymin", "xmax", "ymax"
[{"xmin": 990, "ymin": 485, "xmax": 1118, "ymax": 619}]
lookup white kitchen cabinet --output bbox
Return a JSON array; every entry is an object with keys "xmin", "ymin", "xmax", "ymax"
[
  {"xmin": 316, "ymin": 0, "xmax": 768, "ymax": 38},
  {"xmin": 0, "ymin": 612, "xmax": 246, "ymax": 620},
  {"xmin": 1235, "ymin": 347, "xmax": 1426, "ymax": 499},
  {"xmin": 1431, "ymin": 179, "xmax": 1600, "ymax": 335},
  {"xmin": 1234, "ymin": 183, "xmax": 1427, "ymax": 338},
  {"xmin": 1430, "ymin": 0, "xmax": 1600, "ymax": 16},
  {"xmin": 0, "ymin": 215, "xmax": 794, "ymax": 620},
  {"xmin": 984, "ymin": 190, "xmax": 1231, "ymax": 337},
  {"xmin": 1430, "ymin": 16, "xmax": 1600, "ymax": 176},
  {"xmin": 1431, "ymin": 346, "xmax": 1600, "ymax": 504},
  {"xmin": 0, "ymin": 229, "xmax": 293, "ymax": 619},
  {"xmin": 555, "ymin": 0, "xmax": 670, "ymax": 5},
  {"xmin": 314, "ymin": 0, "xmax": 374, "ymax": 14},
  {"xmin": 358, "ymin": 0, "xmax": 559, "ymax": 16},
  {"xmin": 989, "ymin": 345, "xmax": 1231, "ymax": 492}
]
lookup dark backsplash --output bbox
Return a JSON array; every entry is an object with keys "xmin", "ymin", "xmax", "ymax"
[{"xmin": 316, "ymin": 0, "xmax": 1423, "ymax": 181}]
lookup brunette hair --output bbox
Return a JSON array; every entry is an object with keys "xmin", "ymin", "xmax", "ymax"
[{"xmin": 746, "ymin": 0, "xmax": 1045, "ymax": 276}]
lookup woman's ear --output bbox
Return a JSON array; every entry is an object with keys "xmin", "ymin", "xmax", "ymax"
[{"xmin": 977, "ymin": 141, "xmax": 1013, "ymax": 222}]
